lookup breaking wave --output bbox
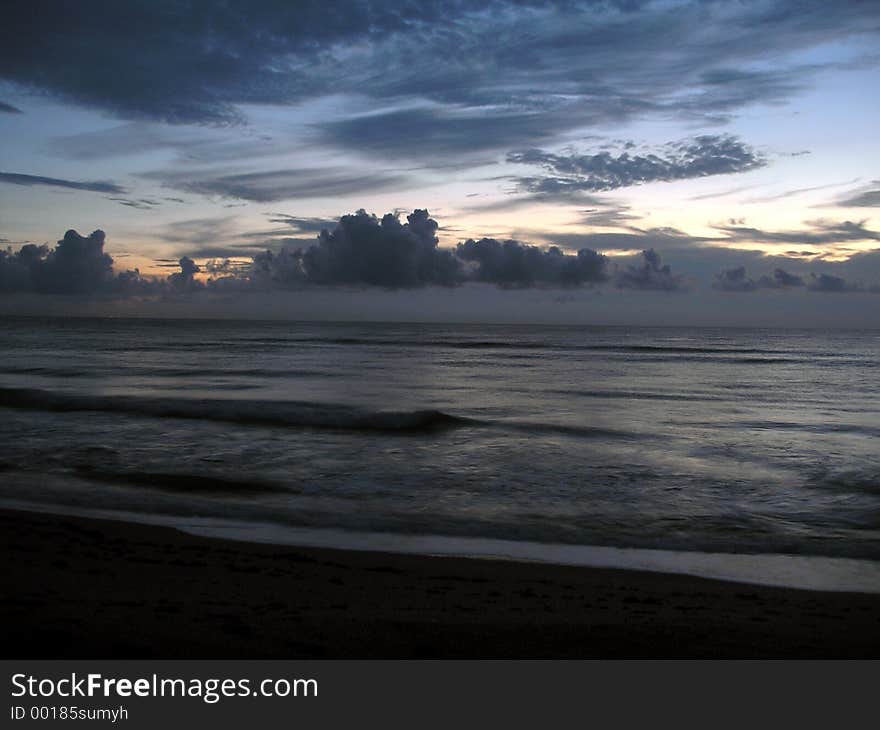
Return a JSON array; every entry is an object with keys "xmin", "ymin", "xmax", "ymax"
[
  {"xmin": 0, "ymin": 386, "xmax": 473, "ymax": 433},
  {"xmin": 0, "ymin": 386, "xmax": 638, "ymax": 440}
]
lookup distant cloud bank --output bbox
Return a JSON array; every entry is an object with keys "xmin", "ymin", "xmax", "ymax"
[{"xmin": 2, "ymin": 210, "xmax": 877, "ymax": 300}]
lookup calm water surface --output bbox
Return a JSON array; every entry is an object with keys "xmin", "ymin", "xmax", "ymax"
[{"xmin": 1, "ymin": 317, "xmax": 878, "ymax": 565}]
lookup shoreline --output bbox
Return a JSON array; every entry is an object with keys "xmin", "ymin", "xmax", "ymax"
[
  {"xmin": 3, "ymin": 507, "xmax": 879, "ymax": 658},
  {"xmin": 8, "ymin": 500, "xmax": 880, "ymax": 594}
]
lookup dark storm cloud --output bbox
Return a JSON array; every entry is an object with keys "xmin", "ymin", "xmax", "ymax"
[
  {"xmin": 508, "ymin": 135, "xmax": 766, "ymax": 196},
  {"xmin": 0, "ymin": 172, "xmax": 125, "ymax": 194},
  {"xmin": 455, "ymin": 238, "xmax": 607, "ymax": 288},
  {"xmin": 0, "ymin": 100, "xmax": 22, "ymax": 113},
  {"xmin": 1, "ymin": 1, "xmax": 876, "ymax": 154},
  {"xmin": 150, "ymin": 168, "xmax": 408, "ymax": 203},
  {"xmin": 614, "ymin": 249, "xmax": 686, "ymax": 291}
]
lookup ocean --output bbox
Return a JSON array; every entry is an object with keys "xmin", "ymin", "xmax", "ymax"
[{"xmin": 2, "ymin": 317, "xmax": 879, "ymax": 590}]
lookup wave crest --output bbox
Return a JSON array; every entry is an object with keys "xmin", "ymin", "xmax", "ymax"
[{"xmin": 0, "ymin": 386, "xmax": 473, "ymax": 433}]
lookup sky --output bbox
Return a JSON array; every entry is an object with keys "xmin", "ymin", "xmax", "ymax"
[{"xmin": 1, "ymin": 0, "xmax": 879, "ymax": 325}]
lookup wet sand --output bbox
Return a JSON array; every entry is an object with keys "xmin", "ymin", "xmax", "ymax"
[{"xmin": 2, "ymin": 508, "xmax": 879, "ymax": 658}]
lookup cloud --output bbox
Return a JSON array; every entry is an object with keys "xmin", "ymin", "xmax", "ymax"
[
  {"xmin": 267, "ymin": 215, "xmax": 339, "ymax": 233},
  {"xmin": 318, "ymin": 106, "xmax": 562, "ymax": 158},
  {"xmin": 5, "ymin": 212, "xmax": 880, "ymax": 302},
  {"xmin": 455, "ymin": 238, "xmax": 607, "ymax": 288},
  {"xmin": 709, "ymin": 261, "xmax": 880, "ymax": 294},
  {"xmin": 614, "ymin": 249, "xmax": 686, "ymax": 291},
  {"xmin": 106, "ymin": 197, "xmax": 161, "ymax": 210},
  {"xmin": 1, "ymin": 0, "xmax": 876, "ymax": 142},
  {"xmin": 578, "ymin": 203, "xmax": 642, "ymax": 228},
  {"xmin": 743, "ymin": 179, "xmax": 858, "ymax": 204},
  {"xmin": 291, "ymin": 209, "xmax": 461, "ymax": 288},
  {"xmin": 712, "ymin": 266, "xmax": 757, "ymax": 292},
  {"xmin": 0, "ymin": 229, "xmax": 213, "ymax": 297},
  {"xmin": 0, "ymin": 101, "xmax": 22, "ymax": 113},
  {"xmin": 0, "ymin": 230, "xmax": 138, "ymax": 295},
  {"xmin": 167, "ymin": 256, "xmax": 203, "ymax": 293},
  {"xmin": 241, "ymin": 210, "xmax": 610, "ymax": 291},
  {"xmin": 712, "ymin": 266, "xmax": 807, "ymax": 292},
  {"xmin": 508, "ymin": 135, "xmax": 767, "ymax": 197},
  {"xmin": 715, "ymin": 219, "xmax": 880, "ymax": 246},
  {"xmin": 807, "ymin": 272, "xmax": 860, "ymax": 293},
  {"xmin": 761, "ymin": 268, "xmax": 805, "ymax": 289},
  {"xmin": 833, "ymin": 182, "xmax": 880, "ymax": 208},
  {"xmin": 0, "ymin": 172, "xmax": 126, "ymax": 194},
  {"xmin": 150, "ymin": 168, "xmax": 409, "ymax": 203}
]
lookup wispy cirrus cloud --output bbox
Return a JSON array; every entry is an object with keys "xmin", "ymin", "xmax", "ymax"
[
  {"xmin": 831, "ymin": 181, "xmax": 880, "ymax": 208},
  {"xmin": 147, "ymin": 168, "xmax": 410, "ymax": 203},
  {"xmin": 0, "ymin": 171, "xmax": 126, "ymax": 194},
  {"xmin": 714, "ymin": 219, "xmax": 880, "ymax": 246}
]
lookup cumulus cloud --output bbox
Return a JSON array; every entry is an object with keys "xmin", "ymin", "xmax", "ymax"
[
  {"xmin": 761, "ymin": 268, "xmax": 805, "ymax": 288},
  {"xmin": 0, "ymin": 230, "xmax": 199, "ymax": 297},
  {"xmin": 508, "ymin": 135, "xmax": 767, "ymax": 197},
  {"xmin": 712, "ymin": 266, "xmax": 807, "ymax": 292},
  {"xmin": 5, "ymin": 212, "xmax": 878, "ymax": 302},
  {"xmin": 712, "ymin": 266, "xmax": 757, "ymax": 292},
  {"xmin": 260, "ymin": 209, "xmax": 462, "ymax": 288},
  {"xmin": 167, "ymin": 256, "xmax": 202, "ymax": 292},
  {"xmin": 455, "ymin": 238, "xmax": 607, "ymax": 288},
  {"xmin": 808, "ymin": 273, "xmax": 860, "ymax": 293},
  {"xmin": 710, "ymin": 263, "xmax": 877, "ymax": 293},
  {"xmin": 235, "ymin": 210, "xmax": 611, "ymax": 291},
  {"xmin": 1, "ymin": 230, "xmax": 133, "ymax": 295},
  {"xmin": 614, "ymin": 249, "xmax": 685, "ymax": 291},
  {"xmin": 0, "ymin": 172, "xmax": 125, "ymax": 194}
]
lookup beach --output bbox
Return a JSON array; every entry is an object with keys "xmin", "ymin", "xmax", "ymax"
[{"xmin": 3, "ymin": 508, "xmax": 879, "ymax": 659}]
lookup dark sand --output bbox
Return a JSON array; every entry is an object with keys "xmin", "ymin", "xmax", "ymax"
[{"xmin": 2, "ymin": 508, "xmax": 879, "ymax": 658}]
